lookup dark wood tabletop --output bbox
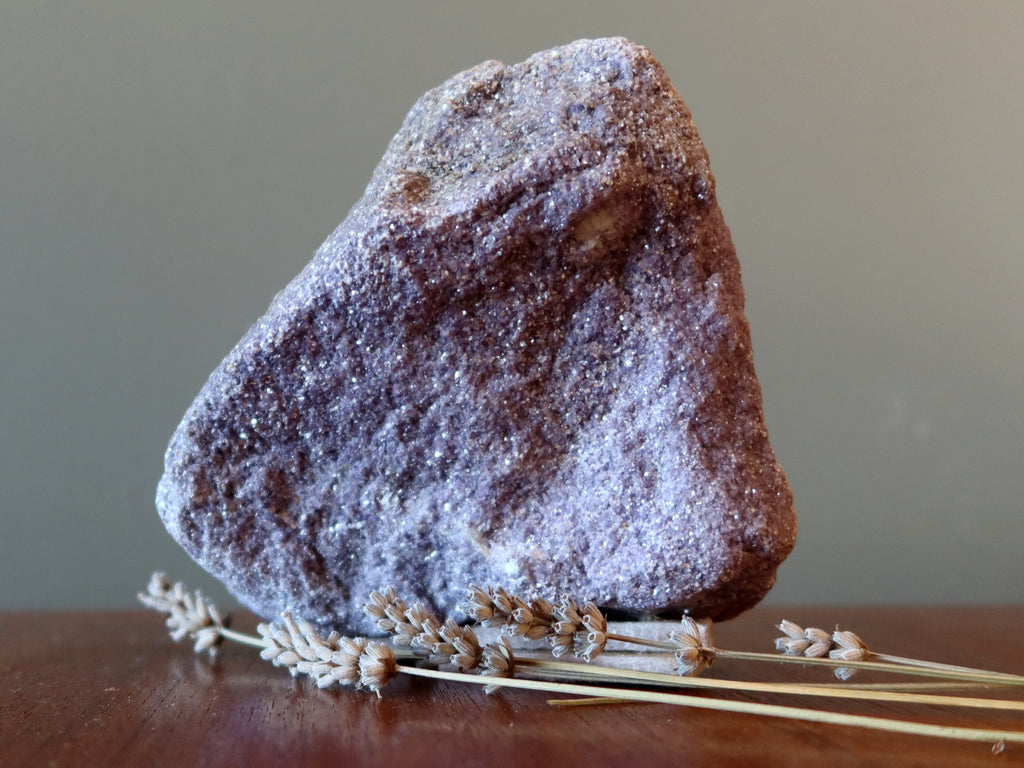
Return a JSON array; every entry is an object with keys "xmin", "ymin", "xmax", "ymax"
[{"xmin": 3, "ymin": 605, "xmax": 1022, "ymax": 767}]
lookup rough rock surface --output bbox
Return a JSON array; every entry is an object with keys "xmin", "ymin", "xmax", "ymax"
[{"xmin": 157, "ymin": 37, "xmax": 796, "ymax": 633}]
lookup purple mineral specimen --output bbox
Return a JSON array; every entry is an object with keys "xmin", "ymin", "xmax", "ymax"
[{"xmin": 157, "ymin": 37, "xmax": 796, "ymax": 633}]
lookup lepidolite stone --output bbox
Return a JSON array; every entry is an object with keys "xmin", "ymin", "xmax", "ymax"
[{"xmin": 157, "ymin": 37, "xmax": 796, "ymax": 633}]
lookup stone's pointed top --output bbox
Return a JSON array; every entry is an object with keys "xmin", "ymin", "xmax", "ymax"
[{"xmin": 156, "ymin": 39, "xmax": 796, "ymax": 633}]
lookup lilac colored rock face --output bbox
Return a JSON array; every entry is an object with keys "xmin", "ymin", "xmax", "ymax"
[{"xmin": 157, "ymin": 37, "xmax": 796, "ymax": 633}]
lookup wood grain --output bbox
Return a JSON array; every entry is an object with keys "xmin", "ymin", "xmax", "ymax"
[{"xmin": 2, "ymin": 606, "xmax": 1022, "ymax": 767}]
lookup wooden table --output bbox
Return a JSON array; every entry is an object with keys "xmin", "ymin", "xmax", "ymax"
[{"xmin": 3, "ymin": 606, "xmax": 1022, "ymax": 766}]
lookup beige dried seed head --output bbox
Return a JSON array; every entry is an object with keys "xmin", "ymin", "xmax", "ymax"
[
  {"xmin": 139, "ymin": 572, "xmax": 226, "ymax": 655},
  {"xmin": 462, "ymin": 584, "xmax": 498, "ymax": 624},
  {"xmin": 490, "ymin": 587, "xmax": 516, "ymax": 618},
  {"xmin": 440, "ymin": 618, "xmax": 483, "ymax": 670},
  {"xmin": 774, "ymin": 620, "xmax": 835, "ymax": 658},
  {"xmin": 359, "ymin": 642, "xmax": 398, "ymax": 693},
  {"xmin": 576, "ymin": 603, "xmax": 608, "ymax": 662},
  {"xmin": 550, "ymin": 617, "xmax": 578, "ymax": 657},
  {"xmin": 830, "ymin": 630, "xmax": 870, "ymax": 663},
  {"xmin": 364, "ymin": 587, "xmax": 401, "ymax": 633},
  {"xmin": 481, "ymin": 636, "xmax": 516, "ymax": 694},
  {"xmin": 671, "ymin": 615, "xmax": 716, "ymax": 676}
]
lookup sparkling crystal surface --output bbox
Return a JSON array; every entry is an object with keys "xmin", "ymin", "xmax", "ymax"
[{"xmin": 156, "ymin": 38, "xmax": 797, "ymax": 632}]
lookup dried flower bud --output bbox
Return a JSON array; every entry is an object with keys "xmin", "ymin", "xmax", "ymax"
[
  {"xmin": 462, "ymin": 584, "xmax": 498, "ymax": 624},
  {"xmin": 193, "ymin": 626, "xmax": 224, "ymax": 654},
  {"xmin": 138, "ymin": 571, "xmax": 227, "ymax": 656},
  {"xmin": 550, "ymin": 596, "xmax": 582, "ymax": 658},
  {"xmin": 671, "ymin": 616, "xmax": 716, "ymax": 676},
  {"xmin": 576, "ymin": 603, "xmax": 608, "ymax": 662},
  {"xmin": 774, "ymin": 620, "xmax": 834, "ymax": 658},
  {"xmin": 830, "ymin": 630, "xmax": 869, "ymax": 663},
  {"xmin": 440, "ymin": 618, "xmax": 483, "ymax": 671},
  {"xmin": 481, "ymin": 637, "xmax": 516, "ymax": 694},
  {"xmin": 364, "ymin": 587, "xmax": 401, "ymax": 633},
  {"xmin": 804, "ymin": 628, "xmax": 834, "ymax": 659},
  {"xmin": 775, "ymin": 636, "xmax": 811, "ymax": 655},
  {"xmin": 508, "ymin": 597, "xmax": 555, "ymax": 641},
  {"xmin": 359, "ymin": 642, "xmax": 398, "ymax": 694}
]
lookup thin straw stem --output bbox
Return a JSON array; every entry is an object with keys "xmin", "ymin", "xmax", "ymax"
[
  {"xmin": 514, "ymin": 658, "xmax": 1024, "ymax": 713},
  {"xmin": 871, "ymin": 652, "xmax": 1024, "ymax": 682},
  {"xmin": 800, "ymin": 681, "xmax": 1015, "ymax": 692},
  {"xmin": 219, "ymin": 627, "xmax": 270, "ymax": 650},
  {"xmin": 396, "ymin": 665, "xmax": 1024, "ymax": 746},
  {"xmin": 605, "ymin": 632, "xmax": 673, "ymax": 650},
  {"xmin": 717, "ymin": 649, "xmax": 1024, "ymax": 686},
  {"xmin": 548, "ymin": 697, "xmax": 629, "ymax": 708},
  {"xmin": 601, "ymin": 630, "xmax": 1024, "ymax": 688}
]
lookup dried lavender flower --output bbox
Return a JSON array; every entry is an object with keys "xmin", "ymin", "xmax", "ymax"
[
  {"xmin": 508, "ymin": 595, "xmax": 556, "ymax": 641},
  {"xmin": 463, "ymin": 584, "xmax": 501, "ymax": 625},
  {"xmin": 364, "ymin": 586, "xmax": 445, "ymax": 651},
  {"xmin": 364, "ymin": 587, "xmax": 405, "ymax": 634},
  {"xmin": 402, "ymin": 604, "xmax": 444, "ymax": 650},
  {"xmin": 138, "ymin": 572, "xmax": 228, "ymax": 655},
  {"xmin": 545, "ymin": 597, "xmax": 610, "ymax": 661},
  {"xmin": 440, "ymin": 618, "xmax": 484, "ymax": 671},
  {"xmin": 481, "ymin": 637, "xmax": 516, "ymax": 694},
  {"xmin": 359, "ymin": 642, "xmax": 399, "ymax": 693},
  {"xmin": 257, "ymin": 614, "xmax": 396, "ymax": 694},
  {"xmin": 671, "ymin": 616, "xmax": 716, "ymax": 676},
  {"xmin": 550, "ymin": 596, "xmax": 583, "ymax": 658},
  {"xmin": 576, "ymin": 603, "xmax": 609, "ymax": 662},
  {"xmin": 775, "ymin": 620, "xmax": 834, "ymax": 659},
  {"xmin": 830, "ymin": 630, "xmax": 870, "ymax": 663}
]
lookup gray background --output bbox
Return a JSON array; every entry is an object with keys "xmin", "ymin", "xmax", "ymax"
[{"xmin": 2, "ymin": 1, "xmax": 1021, "ymax": 612}]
